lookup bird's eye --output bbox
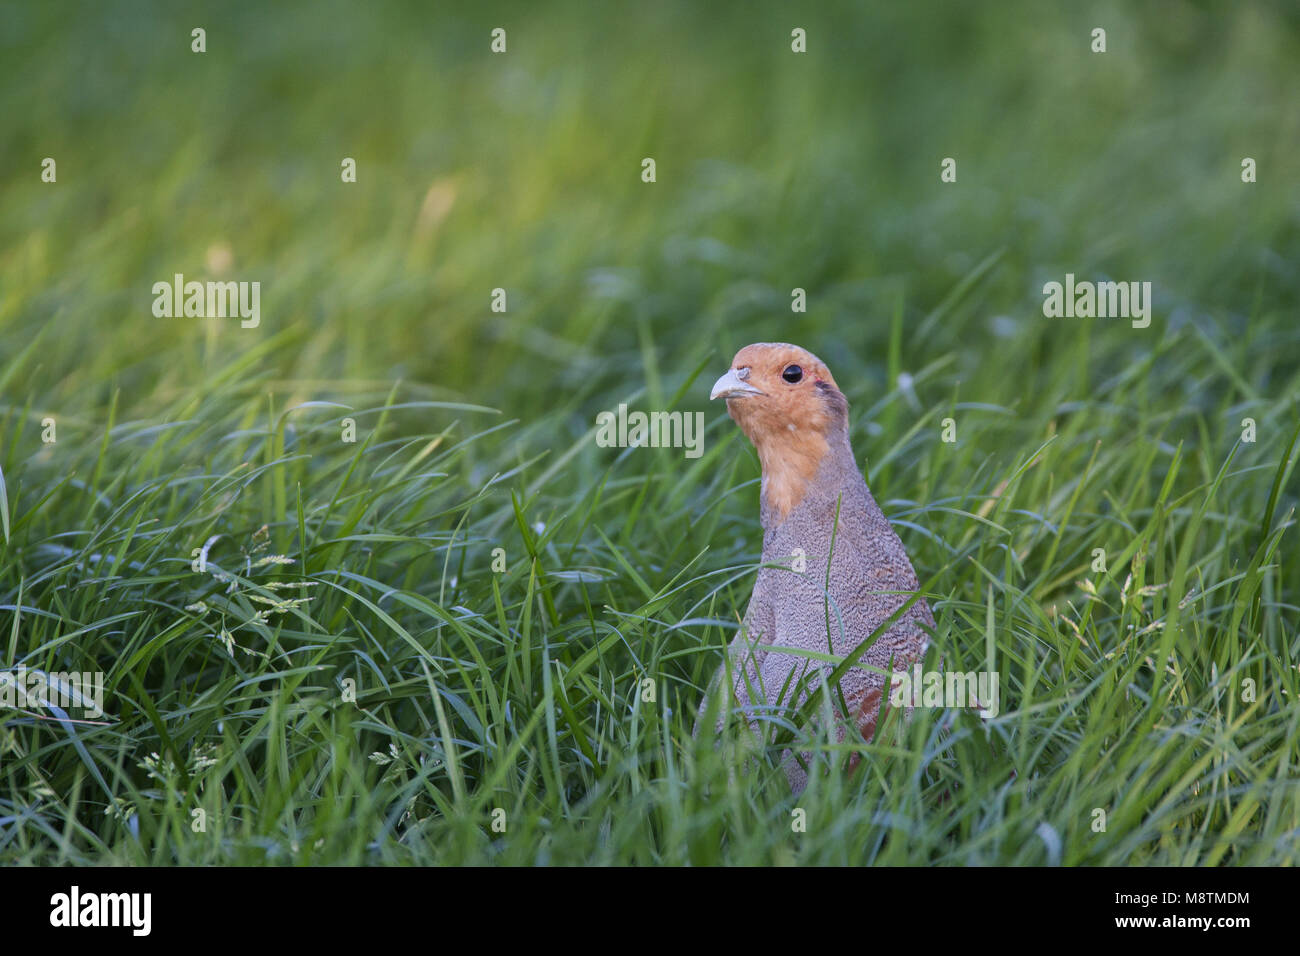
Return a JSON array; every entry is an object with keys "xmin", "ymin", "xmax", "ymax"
[{"xmin": 782, "ymin": 365, "xmax": 803, "ymax": 384}]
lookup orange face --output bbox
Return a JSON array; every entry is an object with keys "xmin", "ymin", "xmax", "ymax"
[{"xmin": 710, "ymin": 343, "xmax": 850, "ymax": 519}]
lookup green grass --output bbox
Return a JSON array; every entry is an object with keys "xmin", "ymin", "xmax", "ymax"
[{"xmin": 1, "ymin": 0, "xmax": 1299, "ymax": 865}]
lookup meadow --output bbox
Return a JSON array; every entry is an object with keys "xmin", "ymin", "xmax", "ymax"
[{"xmin": 1, "ymin": 0, "xmax": 1298, "ymax": 865}]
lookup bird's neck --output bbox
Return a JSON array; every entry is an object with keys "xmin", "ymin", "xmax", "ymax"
[{"xmin": 756, "ymin": 427, "xmax": 857, "ymax": 528}]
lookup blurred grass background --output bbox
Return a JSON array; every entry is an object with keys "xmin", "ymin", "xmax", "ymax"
[{"xmin": 1, "ymin": 0, "xmax": 1298, "ymax": 864}]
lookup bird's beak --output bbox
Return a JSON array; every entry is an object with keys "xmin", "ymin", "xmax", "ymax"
[{"xmin": 710, "ymin": 368, "xmax": 764, "ymax": 401}]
